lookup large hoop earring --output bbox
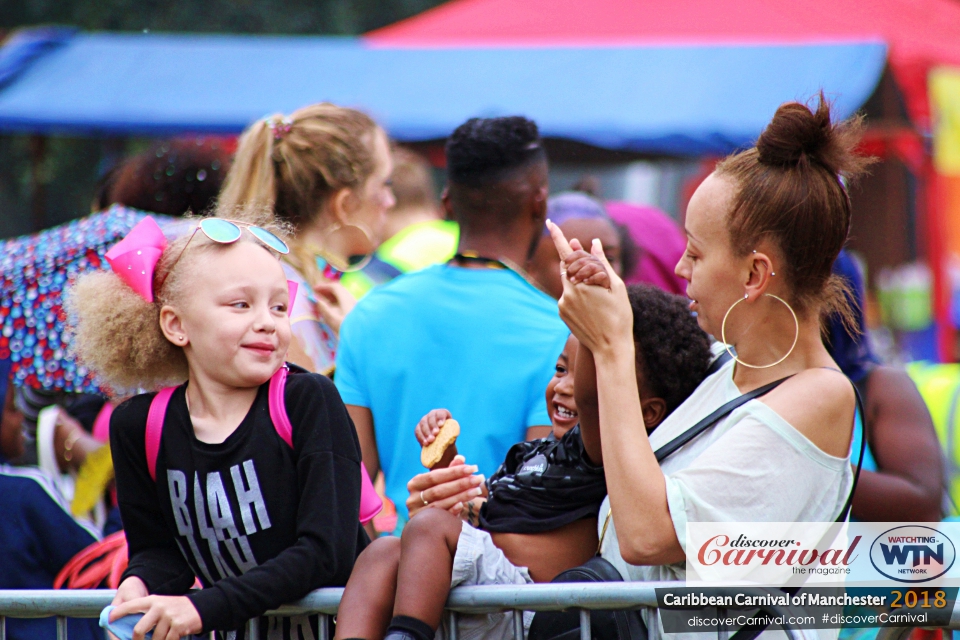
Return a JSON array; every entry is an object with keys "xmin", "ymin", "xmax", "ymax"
[
  {"xmin": 720, "ymin": 293, "xmax": 799, "ymax": 369},
  {"xmin": 309, "ymin": 222, "xmax": 376, "ymax": 273}
]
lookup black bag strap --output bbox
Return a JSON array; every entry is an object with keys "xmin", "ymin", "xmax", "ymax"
[
  {"xmin": 654, "ymin": 375, "xmax": 791, "ymax": 463},
  {"xmin": 728, "ymin": 380, "xmax": 867, "ymax": 640}
]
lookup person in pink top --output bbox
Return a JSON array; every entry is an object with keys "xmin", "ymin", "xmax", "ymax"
[{"xmin": 606, "ymin": 201, "xmax": 688, "ymax": 296}]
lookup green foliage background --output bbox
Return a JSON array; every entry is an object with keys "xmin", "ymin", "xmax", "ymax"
[{"xmin": 0, "ymin": 0, "xmax": 446, "ymax": 238}]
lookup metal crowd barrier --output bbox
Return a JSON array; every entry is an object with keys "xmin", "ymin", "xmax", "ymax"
[{"xmin": 0, "ymin": 584, "xmax": 945, "ymax": 640}]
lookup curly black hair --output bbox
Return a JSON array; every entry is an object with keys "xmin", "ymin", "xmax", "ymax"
[
  {"xmin": 629, "ymin": 284, "xmax": 712, "ymax": 415},
  {"xmin": 445, "ymin": 116, "xmax": 546, "ymax": 187}
]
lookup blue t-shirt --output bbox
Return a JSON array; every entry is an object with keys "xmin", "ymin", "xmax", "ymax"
[{"xmin": 336, "ymin": 264, "xmax": 569, "ymax": 519}]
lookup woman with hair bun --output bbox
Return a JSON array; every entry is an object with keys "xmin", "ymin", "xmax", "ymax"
[
  {"xmin": 219, "ymin": 104, "xmax": 395, "ymax": 376},
  {"xmin": 548, "ymin": 95, "xmax": 870, "ymax": 639}
]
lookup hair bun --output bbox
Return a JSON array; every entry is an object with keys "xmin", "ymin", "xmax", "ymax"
[{"xmin": 756, "ymin": 93, "xmax": 866, "ymax": 177}]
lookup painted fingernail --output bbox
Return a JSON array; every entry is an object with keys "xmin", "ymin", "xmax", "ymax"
[
  {"xmin": 472, "ymin": 487, "xmax": 483, "ymax": 496},
  {"xmin": 468, "ymin": 465, "xmax": 479, "ymax": 473}
]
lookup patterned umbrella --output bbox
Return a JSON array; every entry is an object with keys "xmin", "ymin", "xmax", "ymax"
[{"xmin": 0, "ymin": 206, "xmax": 172, "ymax": 393}]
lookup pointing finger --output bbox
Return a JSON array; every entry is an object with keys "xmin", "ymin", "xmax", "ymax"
[{"xmin": 546, "ymin": 219, "xmax": 574, "ymax": 260}]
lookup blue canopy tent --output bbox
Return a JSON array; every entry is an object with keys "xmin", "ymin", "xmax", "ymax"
[{"xmin": 0, "ymin": 31, "xmax": 886, "ymax": 155}]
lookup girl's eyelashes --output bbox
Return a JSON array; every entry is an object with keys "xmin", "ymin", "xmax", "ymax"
[
  {"xmin": 555, "ymin": 364, "xmax": 568, "ymax": 375},
  {"xmin": 229, "ymin": 301, "xmax": 250, "ymax": 309}
]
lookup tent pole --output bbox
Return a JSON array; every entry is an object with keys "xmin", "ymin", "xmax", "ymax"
[{"xmin": 30, "ymin": 134, "xmax": 47, "ymax": 232}]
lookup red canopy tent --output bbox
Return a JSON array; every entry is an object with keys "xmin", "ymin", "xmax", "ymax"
[{"xmin": 368, "ymin": 0, "xmax": 960, "ymax": 360}]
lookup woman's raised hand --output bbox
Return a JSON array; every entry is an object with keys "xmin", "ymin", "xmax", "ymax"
[
  {"xmin": 405, "ymin": 455, "xmax": 485, "ymax": 519},
  {"xmin": 546, "ymin": 220, "xmax": 634, "ymax": 357}
]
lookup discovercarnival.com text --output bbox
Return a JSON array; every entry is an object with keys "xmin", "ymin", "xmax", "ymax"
[{"xmin": 686, "ymin": 612, "xmax": 927, "ymax": 630}]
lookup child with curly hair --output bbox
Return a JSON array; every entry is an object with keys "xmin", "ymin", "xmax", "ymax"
[
  {"xmin": 68, "ymin": 214, "xmax": 368, "ymax": 640},
  {"xmin": 333, "ymin": 284, "xmax": 713, "ymax": 640}
]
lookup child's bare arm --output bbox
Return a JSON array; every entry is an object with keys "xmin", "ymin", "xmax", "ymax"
[{"xmin": 575, "ymin": 342, "xmax": 603, "ymax": 465}]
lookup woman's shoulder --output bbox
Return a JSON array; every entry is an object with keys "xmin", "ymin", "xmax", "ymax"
[{"xmin": 758, "ymin": 367, "xmax": 856, "ymax": 458}]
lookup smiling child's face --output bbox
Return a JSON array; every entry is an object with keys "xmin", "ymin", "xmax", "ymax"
[
  {"xmin": 545, "ymin": 334, "xmax": 579, "ymax": 439},
  {"xmin": 171, "ymin": 241, "xmax": 292, "ymax": 389}
]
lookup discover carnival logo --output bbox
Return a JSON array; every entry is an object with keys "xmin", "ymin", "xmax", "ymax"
[{"xmin": 869, "ymin": 526, "xmax": 955, "ymax": 583}]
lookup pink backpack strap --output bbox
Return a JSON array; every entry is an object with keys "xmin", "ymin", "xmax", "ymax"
[
  {"xmin": 269, "ymin": 365, "xmax": 383, "ymax": 524},
  {"xmin": 268, "ymin": 366, "xmax": 293, "ymax": 448},
  {"xmin": 145, "ymin": 387, "xmax": 176, "ymax": 482}
]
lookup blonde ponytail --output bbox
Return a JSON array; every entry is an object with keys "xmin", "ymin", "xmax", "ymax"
[{"xmin": 219, "ymin": 115, "xmax": 281, "ymax": 215}]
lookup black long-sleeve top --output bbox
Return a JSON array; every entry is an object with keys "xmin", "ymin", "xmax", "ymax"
[{"xmin": 110, "ymin": 371, "xmax": 367, "ymax": 637}]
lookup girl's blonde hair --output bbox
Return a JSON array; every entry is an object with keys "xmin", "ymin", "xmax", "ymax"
[{"xmin": 67, "ymin": 211, "xmax": 287, "ymax": 392}]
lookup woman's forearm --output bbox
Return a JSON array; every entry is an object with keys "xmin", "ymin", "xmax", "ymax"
[{"xmin": 593, "ymin": 341, "xmax": 683, "ymax": 565}]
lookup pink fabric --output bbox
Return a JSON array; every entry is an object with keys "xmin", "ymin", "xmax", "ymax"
[
  {"xmin": 145, "ymin": 387, "xmax": 175, "ymax": 481},
  {"xmin": 268, "ymin": 367, "xmax": 294, "ymax": 448},
  {"xmin": 606, "ymin": 201, "xmax": 688, "ymax": 296},
  {"xmin": 105, "ymin": 216, "xmax": 167, "ymax": 303},
  {"xmin": 92, "ymin": 402, "xmax": 113, "ymax": 443},
  {"xmin": 286, "ymin": 280, "xmax": 298, "ymax": 317}
]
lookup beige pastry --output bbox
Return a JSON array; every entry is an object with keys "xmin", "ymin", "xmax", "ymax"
[{"xmin": 420, "ymin": 419, "xmax": 460, "ymax": 469}]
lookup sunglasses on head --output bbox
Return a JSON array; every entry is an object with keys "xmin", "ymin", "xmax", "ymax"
[
  {"xmin": 158, "ymin": 218, "xmax": 290, "ymax": 292},
  {"xmin": 195, "ymin": 218, "xmax": 289, "ymax": 254}
]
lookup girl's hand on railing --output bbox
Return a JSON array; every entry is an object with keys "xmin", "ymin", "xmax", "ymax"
[
  {"xmin": 109, "ymin": 594, "xmax": 202, "ymax": 640},
  {"xmin": 405, "ymin": 455, "xmax": 485, "ymax": 518}
]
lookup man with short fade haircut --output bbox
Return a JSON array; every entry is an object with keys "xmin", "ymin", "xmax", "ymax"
[{"xmin": 335, "ymin": 116, "xmax": 568, "ymax": 531}]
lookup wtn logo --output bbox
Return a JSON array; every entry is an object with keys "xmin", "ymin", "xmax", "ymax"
[
  {"xmin": 870, "ymin": 526, "xmax": 956, "ymax": 583},
  {"xmin": 880, "ymin": 543, "xmax": 944, "ymax": 567}
]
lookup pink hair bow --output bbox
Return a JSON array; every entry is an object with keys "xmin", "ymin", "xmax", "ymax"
[{"xmin": 105, "ymin": 217, "xmax": 168, "ymax": 303}]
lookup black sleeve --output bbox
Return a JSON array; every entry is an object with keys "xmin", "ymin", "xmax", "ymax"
[
  {"xmin": 187, "ymin": 373, "xmax": 364, "ymax": 632},
  {"xmin": 110, "ymin": 394, "xmax": 197, "ymax": 594}
]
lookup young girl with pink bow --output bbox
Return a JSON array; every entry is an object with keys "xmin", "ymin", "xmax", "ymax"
[{"xmin": 69, "ymin": 214, "xmax": 379, "ymax": 640}]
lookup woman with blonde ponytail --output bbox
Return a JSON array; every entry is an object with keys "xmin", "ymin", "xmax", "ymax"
[{"xmin": 220, "ymin": 104, "xmax": 395, "ymax": 376}]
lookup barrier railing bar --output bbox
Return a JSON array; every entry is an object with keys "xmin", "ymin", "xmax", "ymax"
[
  {"xmin": 2, "ymin": 586, "xmax": 958, "ymax": 635},
  {"xmin": 319, "ymin": 613, "xmax": 330, "ymax": 640},
  {"xmin": 512, "ymin": 609, "xmax": 523, "ymax": 639},
  {"xmin": 447, "ymin": 610, "xmax": 458, "ymax": 640}
]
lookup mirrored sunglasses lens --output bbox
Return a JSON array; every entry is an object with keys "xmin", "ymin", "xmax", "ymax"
[
  {"xmin": 249, "ymin": 227, "xmax": 290, "ymax": 254},
  {"xmin": 199, "ymin": 218, "xmax": 242, "ymax": 243}
]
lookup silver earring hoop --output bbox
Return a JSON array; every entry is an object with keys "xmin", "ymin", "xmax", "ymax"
[{"xmin": 721, "ymin": 293, "xmax": 799, "ymax": 370}]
